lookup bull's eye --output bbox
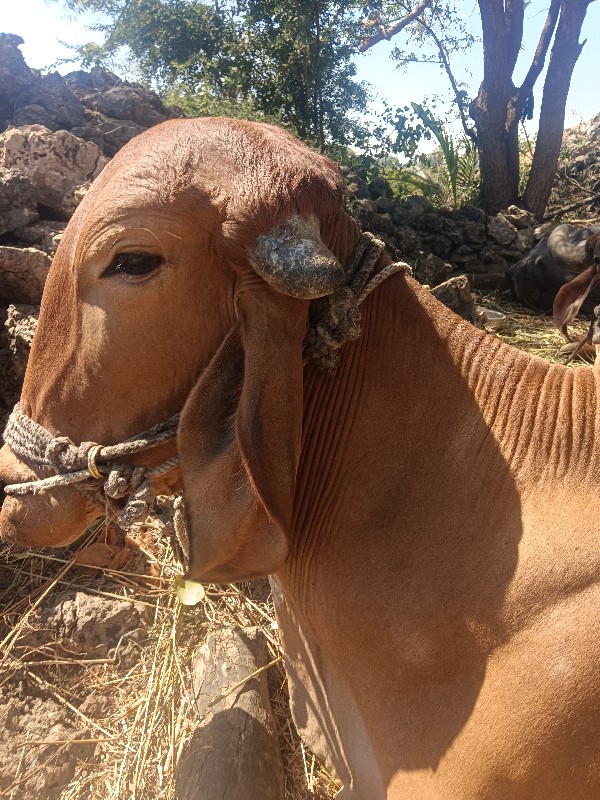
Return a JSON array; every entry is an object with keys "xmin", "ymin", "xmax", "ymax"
[{"xmin": 102, "ymin": 252, "xmax": 163, "ymax": 278}]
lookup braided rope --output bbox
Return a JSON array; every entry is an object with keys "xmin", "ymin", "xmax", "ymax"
[
  {"xmin": 303, "ymin": 232, "xmax": 412, "ymax": 374},
  {"xmin": 3, "ymin": 404, "xmax": 180, "ymax": 528}
]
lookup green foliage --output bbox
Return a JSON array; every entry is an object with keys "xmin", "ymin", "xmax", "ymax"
[
  {"xmin": 410, "ymin": 102, "xmax": 478, "ymax": 208},
  {"xmin": 56, "ymin": 0, "xmax": 375, "ymax": 153}
]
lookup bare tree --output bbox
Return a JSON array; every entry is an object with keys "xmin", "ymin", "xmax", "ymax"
[
  {"xmin": 358, "ymin": 0, "xmax": 596, "ymax": 217},
  {"xmin": 473, "ymin": 0, "xmax": 595, "ymax": 216}
]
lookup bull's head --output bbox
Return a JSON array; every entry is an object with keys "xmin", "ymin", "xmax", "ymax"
[{"xmin": 0, "ymin": 118, "xmax": 357, "ymax": 581}]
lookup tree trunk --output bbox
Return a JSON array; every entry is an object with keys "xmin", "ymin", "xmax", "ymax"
[
  {"xmin": 471, "ymin": 0, "xmax": 525, "ymax": 214},
  {"xmin": 523, "ymin": 1, "xmax": 594, "ymax": 219}
]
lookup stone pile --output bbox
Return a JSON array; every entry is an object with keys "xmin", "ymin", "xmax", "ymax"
[{"xmin": 343, "ymin": 168, "xmax": 537, "ymax": 289}]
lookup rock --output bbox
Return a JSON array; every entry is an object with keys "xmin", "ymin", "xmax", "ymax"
[
  {"xmin": 0, "ymin": 688, "xmax": 94, "ymax": 799},
  {"xmin": 15, "ymin": 72, "xmax": 86, "ymax": 130},
  {"xmin": 76, "ymin": 83, "xmax": 169, "ymax": 128},
  {"xmin": 26, "ymin": 590, "xmax": 150, "ymax": 659},
  {"xmin": 72, "ymin": 114, "xmax": 146, "ymax": 158},
  {"xmin": 426, "ymin": 233, "xmax": 453, "ymax": 258},
  {"xmin": 488, "ymin": 213, "xmax": 517, "ymax": 246},
  {"xmin": 0, "ymin": 125, "xmax": 107, "ymax": 218},
  {"xmin": 0, "ymin": 34, "xmax": 35, "ymax": 121},
  {"xmin": 0, "ymin": 246, "xmax": 50, "ymax": 303},
  {"xmin": 450, "ymin": 244, "xmax": 478, "ymax": 264},
  {"xmin": 0, "ymin": 167, "xmax": 38, "ymax": 234},
  {"xmin": 414, "ymin": 253, "xmax": 452, "ymax": 287},
  {"xmin": 176, "ymin": 627, "xmax": 284, "ymax": 800},
  {"xmin": 12, "ymin": 220, "xmax": 65, "ymax": 255},
  {"xmin": 13, "ymin": 103, "xmax": 61, "ymax": 131},
  {"xmin": 413, "ymin": 212, "xmax": 446, "ymax": 234},
  {"xmin": 394, "ymin": 225, "xmax": 423, "ymax": 259},
  {"xmin": 462, "ymin": 220, "xmax": 487, "ymax": 245},
  {"xmin": 515, "ymin": 227, "xmax": 535, "ymax": 252},
  {"xmin": 457, "ymin": 204, "xmax": 487, "ymax": 223},
  {"xmin": 341, "ymin": 167, "xmax": 370, "ymax": 200},
  {"xmin": 504, "ymin": 205, "xmax": 537, "ymax": 230},
  {"xmin": 4, "ymin": 303, "xmax": 39, "ymax": 382},
  {"xmin": 478, "ymin": 246, "xmax": 510, "ymax": 271},
  {"xmin": 368, "ymin": 175, "xmax": 393, "ymax": 199},
  {"xmin": 0, "ymin": 303, "xmax": 38, "ymax": 423},
  {"xmin": 65, "ymin": 66, "xmax": 123, "ymax": 94},
  {"xmin": 430, "ymin": 275, "xmax": 480, "ymax": 325}
]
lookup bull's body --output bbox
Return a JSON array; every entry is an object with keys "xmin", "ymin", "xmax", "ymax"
[{"xmin": 1, "ymin": 118, "xmax": 600, "ymax": 799}]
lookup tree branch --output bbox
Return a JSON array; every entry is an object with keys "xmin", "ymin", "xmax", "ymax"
[
  {"xmin": 517, "ymin": 0, "xmax": 561, "ymax": 97},
  {"xmin": 418, "ymin": 18, "xmax": 477, "ymax": 142},
  {"xmin": 359, "ymin": 0, "xmax": 433, "ymax": 53},
  {"xmin": 505, "ymin": 0, "xmax": 524, "ymax": 76}
]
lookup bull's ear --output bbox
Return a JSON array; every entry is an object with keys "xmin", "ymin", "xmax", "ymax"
[
  {"xmin": 553, "ymin": 264, "xmax": 600, "ymax": 340},
  {"xmin": 177, "ymin": 288, "xmax": 306, "ymax": 583}
]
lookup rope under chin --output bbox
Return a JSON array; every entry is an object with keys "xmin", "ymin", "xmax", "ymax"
[
  {"xmin": 2, "ymin": 231, "xmax": 411, "ymax": 529},
  {"xmin": 3, "ymin": 406, "xmax": 180, "ymax": 528}
]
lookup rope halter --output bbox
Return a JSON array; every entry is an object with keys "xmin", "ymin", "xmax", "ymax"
[
  {"xmin": 2, "ymin": 404, "xmax": 180, "ymax": 528},
  {"xmin": 1, "ymin": 231, "xmax": 412, "ymax": 528},
  {"xmin": 303, "ymin": 231, "xmax": 412, "ymax": 374}
]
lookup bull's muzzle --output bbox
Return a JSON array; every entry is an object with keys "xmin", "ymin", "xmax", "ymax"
[{"xmin": 0, "ymin": 444, "xmax": 99, "ymax": 548}]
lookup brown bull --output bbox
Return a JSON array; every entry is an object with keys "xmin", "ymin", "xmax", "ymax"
[{"xmin": 2, "ymin": 117, "xmax": 600, "ymax": 800}]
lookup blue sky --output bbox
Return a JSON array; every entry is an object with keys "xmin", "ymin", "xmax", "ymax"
[{"xmin": 3, "ymin": 0, "xmax": 599, "ymax": 134}]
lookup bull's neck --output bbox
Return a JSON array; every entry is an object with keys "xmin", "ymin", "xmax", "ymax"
[{"xmin": 287, "ymin": 273, "xmax": 600, "ymax": 595}]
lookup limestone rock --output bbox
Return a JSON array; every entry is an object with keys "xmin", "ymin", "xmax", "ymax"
[
  {"xmin": 0, "ymin": 246, "xmax": 50, "ymax": 303},
  {"xmin": 488, "ymin": 213, "xmax": 517, "ymax": 246},
  {"xmin": 14, "ymin": 72, "xmax": 86, "ymax": 130},
  {"xmin": 12, "ymin": 220, "xmax": 65, "ymax": 255},
  {"xmin": 0, "ymin": 167, "xmax": 38, "ymax": 234},
  {"xmin": 414, "ymin": 253, "xmax": 452, "ymax": 287},
  {"xmin": 0, "ymin": 125, "xmax": 108, "ymax": 218},
  {"xmin": 430, "ymin": 275, "xmax": 480, "ymax": 325},
  {"xmin": 0, "ymin": 303, "xmax": 38, "ymax": 423},
  {"xmin": 28, "ymin": 590, "xmax": 151, "ymax": 659},
  {"xmin": 0, "ymin": 34, "xmax": 35, "ymax": 127},
  {"xmin": 0, "ymin": 689, "xmax": 93, "ymax": 799},
  {"xmin": 504, "ymin": 205, "xmax": 537, "ymax": 230}
]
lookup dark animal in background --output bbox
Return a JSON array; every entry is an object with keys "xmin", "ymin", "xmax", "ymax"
[{"xmin": 508, "ymin": 222, "xmax": 600, "ymax": 312}]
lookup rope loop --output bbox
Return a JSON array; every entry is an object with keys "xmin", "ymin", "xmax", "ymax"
[
  {"xmin": 44, "ymin": 437, "xmax": 73, "ymax": 468},
  {"xmin": 303, "ymin": 232, "xmax": 412, "ymax": 374},
  {"xmin": 3, "ymin": 404, "xmax": 180, "ymax": 528}
]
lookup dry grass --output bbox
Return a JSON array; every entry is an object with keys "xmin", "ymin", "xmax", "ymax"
[
  {"xmin": 0, "ymin": 291, "xmax": 592, "ymax": 800},
  {"xmin": 0, "ymin": 513, "xmax": 338, "ymax": 800},
  {"xmin": 475, "ymin": 288, "xmax": 592, "ymax": 365}
]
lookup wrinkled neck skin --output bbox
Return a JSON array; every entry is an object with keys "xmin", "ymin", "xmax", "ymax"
[{"xmin": 274, "ymin": 264, "xmax": 600, "ymax": 799}]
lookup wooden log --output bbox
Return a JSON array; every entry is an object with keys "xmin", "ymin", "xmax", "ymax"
[{"xmin": 176, "ymin": 626, "xmax": 284, "ymax": 800}]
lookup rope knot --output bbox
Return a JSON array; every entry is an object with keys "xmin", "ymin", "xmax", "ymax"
[
  {"xmin": 104, "ymin": 464, "xmax": 147, "ymax": 500},
  {"xmin": 116, "ymin": 481, "xmax": 154, "ymax": 528},
  {"xmin": 44, "ymin": 437, "xmax": 74, "ymax": 468},
  {"xmin": 302, "ymin": 231, "xmax": 411, "ymax": 375},
  {"xmin": 303, "ymin": 287, "xmax": 362, "ymax": 374}
]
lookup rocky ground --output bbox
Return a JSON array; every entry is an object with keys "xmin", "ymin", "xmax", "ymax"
[{"xmin": 0, "ymin": 30, "xmax": 599, "ymax": 800}]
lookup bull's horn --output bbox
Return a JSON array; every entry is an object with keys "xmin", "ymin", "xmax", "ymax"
[
  {"xmin": 548, "ymin": 224, "xmax": 591, "ymax": 270},
  {"xmin": 249, "ymin": 214, "xmax": 346, "ymax": 299}
]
